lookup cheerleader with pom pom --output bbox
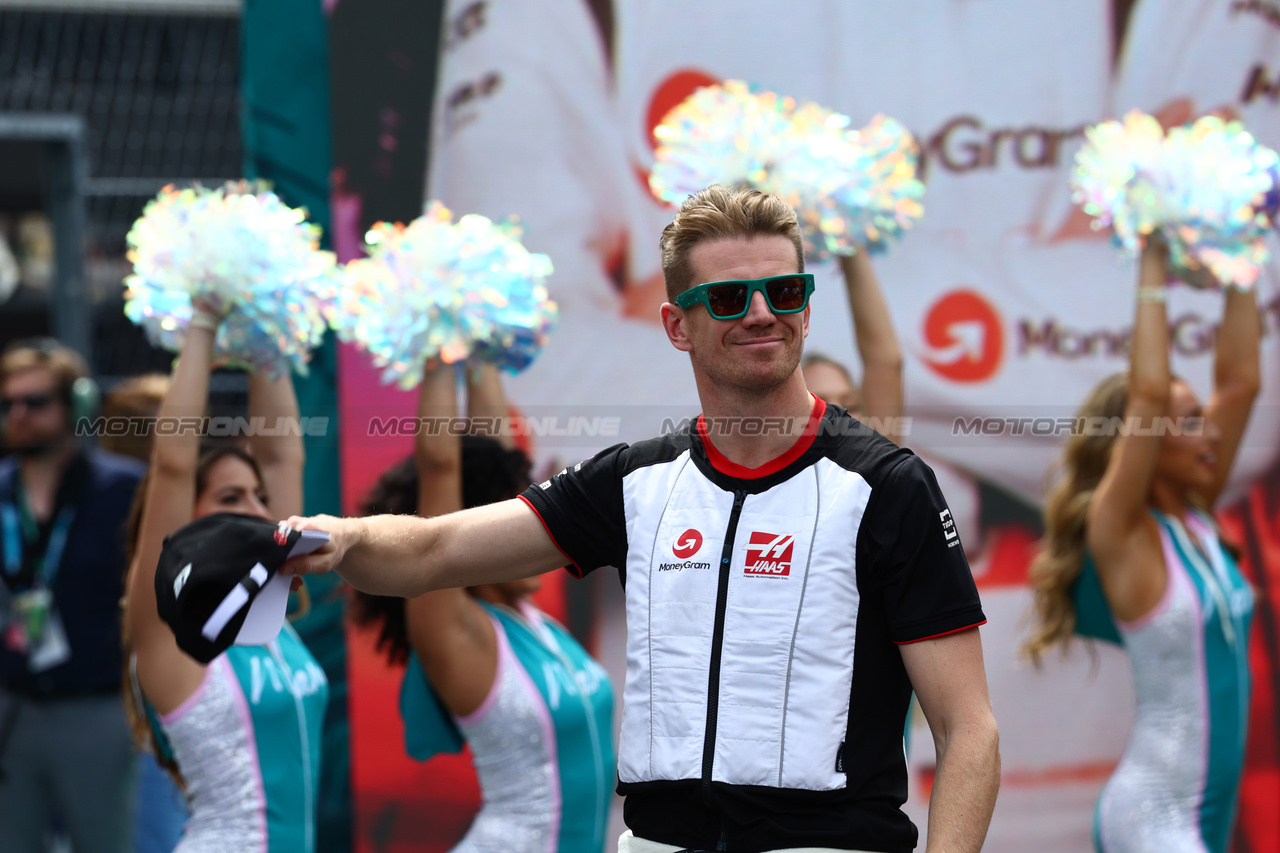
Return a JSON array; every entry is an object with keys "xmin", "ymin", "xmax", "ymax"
[
  {"xmin": 334, "ymin": 203, "xmax": 613, "ymax": 853},
  {"xmin": 349, "ymin": 362, "xmax": 615, "ymax": 853},
  {"xmin": 120, "ymin": 301, "xmax": 329, "ymax": 853},
  {"xmin": 120, "ymin": 183, "xmax": 332, "ymax": 852},
  {"xmin": 1023, "ymin": 115, "xmax": 1270, "ymax": 853},
  {"xmin": 1022, "ymin": 226, "xmax": 1260, "ymax": 853}
]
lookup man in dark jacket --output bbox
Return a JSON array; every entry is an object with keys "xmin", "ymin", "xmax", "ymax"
[{"xmin": 0, "ymin": 339, "xmax": 145, "ymax": 853}]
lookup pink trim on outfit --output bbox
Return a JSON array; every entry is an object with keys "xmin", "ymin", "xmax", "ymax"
[
  {"xmin": 1114, "ymin": 525, "xmax": 1182, "ymax": 632},
  {"xmin": 1183, "ymin": 513, "xmax": 1219, "ymax": 560},
  {"xmin": 158, "ymin": 664, "xmax": 214, "ymax": 726}
]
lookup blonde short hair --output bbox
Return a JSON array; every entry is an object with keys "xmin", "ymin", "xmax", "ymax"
[
  {"xmin": 659, "ymin": 185, "xmax": 804, "ymax": 301},
  {"xmin": 0, "ymin": 339, "xmax": 88, "ymax": 402}
]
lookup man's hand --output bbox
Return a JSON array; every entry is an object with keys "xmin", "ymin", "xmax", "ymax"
[{"xmin": 279, "ymin": 515, "xmax": 362, "ymax": 577}]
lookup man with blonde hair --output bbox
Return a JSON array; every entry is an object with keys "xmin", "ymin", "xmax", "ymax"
[
  {"xmin": 0, "ymin": 339, "xmax": 144, "ymax": 853},
  {"xmin": 286, "ymin": 186, "xmax": 1000, "ymax": 853}
]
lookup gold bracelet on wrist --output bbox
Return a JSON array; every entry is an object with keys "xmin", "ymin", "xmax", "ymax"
[{"xmin": 1136, "ymin": 286, "xmax": 1167, "ymax": 304}]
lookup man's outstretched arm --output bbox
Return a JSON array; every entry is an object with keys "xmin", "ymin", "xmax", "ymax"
[
  {"xmin": 899, "ymin": 627, "xmax": 1000, "ymax": 853},
  {"xmin": 280, "ymin": 499, "xmax": 569, "ymax": 597}
]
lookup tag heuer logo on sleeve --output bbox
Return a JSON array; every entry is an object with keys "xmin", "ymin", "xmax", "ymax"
[{"xmin": 940, "ymin": 509, "xmax": 960, "ymax": 547}]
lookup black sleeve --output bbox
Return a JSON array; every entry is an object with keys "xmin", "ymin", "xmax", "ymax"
[
  {"xmin": 518, "ymin": 443, "xmax": 628, "ymax": 577},
  {"xmin": 858, "ymin": 454, "xmax": 986, "ymax": 643}
]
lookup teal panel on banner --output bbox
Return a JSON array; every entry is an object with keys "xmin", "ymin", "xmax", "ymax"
[{"xmin": 240, "ymin": 2, "xmax": 350, "ymax": 853}]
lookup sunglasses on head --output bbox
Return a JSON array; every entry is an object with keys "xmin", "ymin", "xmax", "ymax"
[
  {"xmin": 0, "ymin": 393, "xmax": 55, "ymax": 416},
  {"xmin": 675, "ymin": 273, "xmax": 815, "ymax": 321}
]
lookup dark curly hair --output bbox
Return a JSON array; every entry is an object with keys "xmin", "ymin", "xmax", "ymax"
[{"xmin": 349, "ymin": 435, "xmax": 532, "ymax": 666}]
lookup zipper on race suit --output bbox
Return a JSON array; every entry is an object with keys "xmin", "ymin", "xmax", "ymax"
[{"xmin": 701, "ymin": 489, "xmax": 747, "ymax": 800}]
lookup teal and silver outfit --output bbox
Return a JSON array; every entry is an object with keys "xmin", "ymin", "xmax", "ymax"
[
  {"xmin": 138, "ymin": 623, "xmax": 329, "ymax": 853},
  {"xmin": 1074, "ymin": 509, "xmax": 1253, "ymax": 853},
  {"xmin": 401, "ymin": 600, "xmax": 615, "ymax": 853}
]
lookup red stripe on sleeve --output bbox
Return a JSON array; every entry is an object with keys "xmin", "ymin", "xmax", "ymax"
[{"xmin": 894, "ymin": 620, "xmax": 987, "ymax": 645}]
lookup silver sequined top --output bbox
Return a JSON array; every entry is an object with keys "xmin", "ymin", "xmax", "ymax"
[
  {"xmin": 1095, "ymin": 513, "xmax": 1253, "ymax": 853},
  {"xmin": 161, "ymin": 655, "xmax": 264, "ymax": 853},
  {"xmin": 449, "ymin": 615, "xmax": 558, "ymax": 853},
  {"xmin": 138, "ymin": 628, "xmax": 328, "ymax": 853}
]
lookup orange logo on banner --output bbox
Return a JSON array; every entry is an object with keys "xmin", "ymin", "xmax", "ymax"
[
  {"xmin": 646, "ymin": 69, "xmax": 720, "ymax": 152},
  {"xmin": 639, "ymin": 69, "xmax": 721, "ymax": 202},
  {"xmin": 920, "ymin": 290, "xmax": 1004, "ymax": 383}
]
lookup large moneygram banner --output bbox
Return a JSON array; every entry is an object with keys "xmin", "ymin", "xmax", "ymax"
[{"xmin": 338, "ymin": 2, "xmax": 1280, "ymax": 850}]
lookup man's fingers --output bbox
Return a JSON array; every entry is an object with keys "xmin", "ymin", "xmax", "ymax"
[
  {"xmin": 280, "ymin": 549, "xmax": 331, "ymax": 576},
  {"xmin": 277, "ymin": 515, "xmax": 343, "ymax": 577}
]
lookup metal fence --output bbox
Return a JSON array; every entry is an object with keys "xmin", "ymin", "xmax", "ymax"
[{"xmin": 0, "ymin": 4, "xmax": 244, "ymax": 391}]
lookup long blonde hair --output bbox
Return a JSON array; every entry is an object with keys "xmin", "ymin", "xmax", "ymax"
[{"xmin": 1022, "ymin": 373, "xmax": 1129, "ymax": 665}]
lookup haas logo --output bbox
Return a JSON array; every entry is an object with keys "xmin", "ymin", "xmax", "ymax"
[
  {"xmin": 673, "ymin": 529, "xmax": 704, "ymax": 560},
  {"xmin": 919, "ymin": 290, "xmax": 1004, "ymax": 383},
  {"xmin": 744, "ymin": 532, "xmax": 795, "ymax": 577}
]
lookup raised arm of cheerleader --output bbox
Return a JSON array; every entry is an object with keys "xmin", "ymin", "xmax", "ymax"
[
  {"xmin": 126, "ymin": 306, "xmax": 220, "ymax": 709},
  {"xmin": 1086, "ymin": 239, "xmax": 1173, "ymax": 619},
  {"xmin": 465, "ymin": 363, "xmax": 517, "ymax": 451},
  {"xmin": 839, "ymin": 250, "xmax": 904, "ymax": 443},
  {"xmin": 404, "ymin": 362, "xmax": 501, "ymax": 716},
  {"xmin": 1199, "ymin": 284, "xmax": 1261, "ymax": 508},
  {"xmin": 248, "ymin": 368, "xmax": 305, "ymax": 520}
]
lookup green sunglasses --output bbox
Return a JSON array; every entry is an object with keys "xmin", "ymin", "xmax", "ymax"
[{"xmin": 675, "ymin": 273, "xmax": 816, "ymax": 320}]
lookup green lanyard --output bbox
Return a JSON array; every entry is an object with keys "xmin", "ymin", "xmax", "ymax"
[{"xmin": 1, "ymin": 477, "xmax": 77, "ymax": 591}]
